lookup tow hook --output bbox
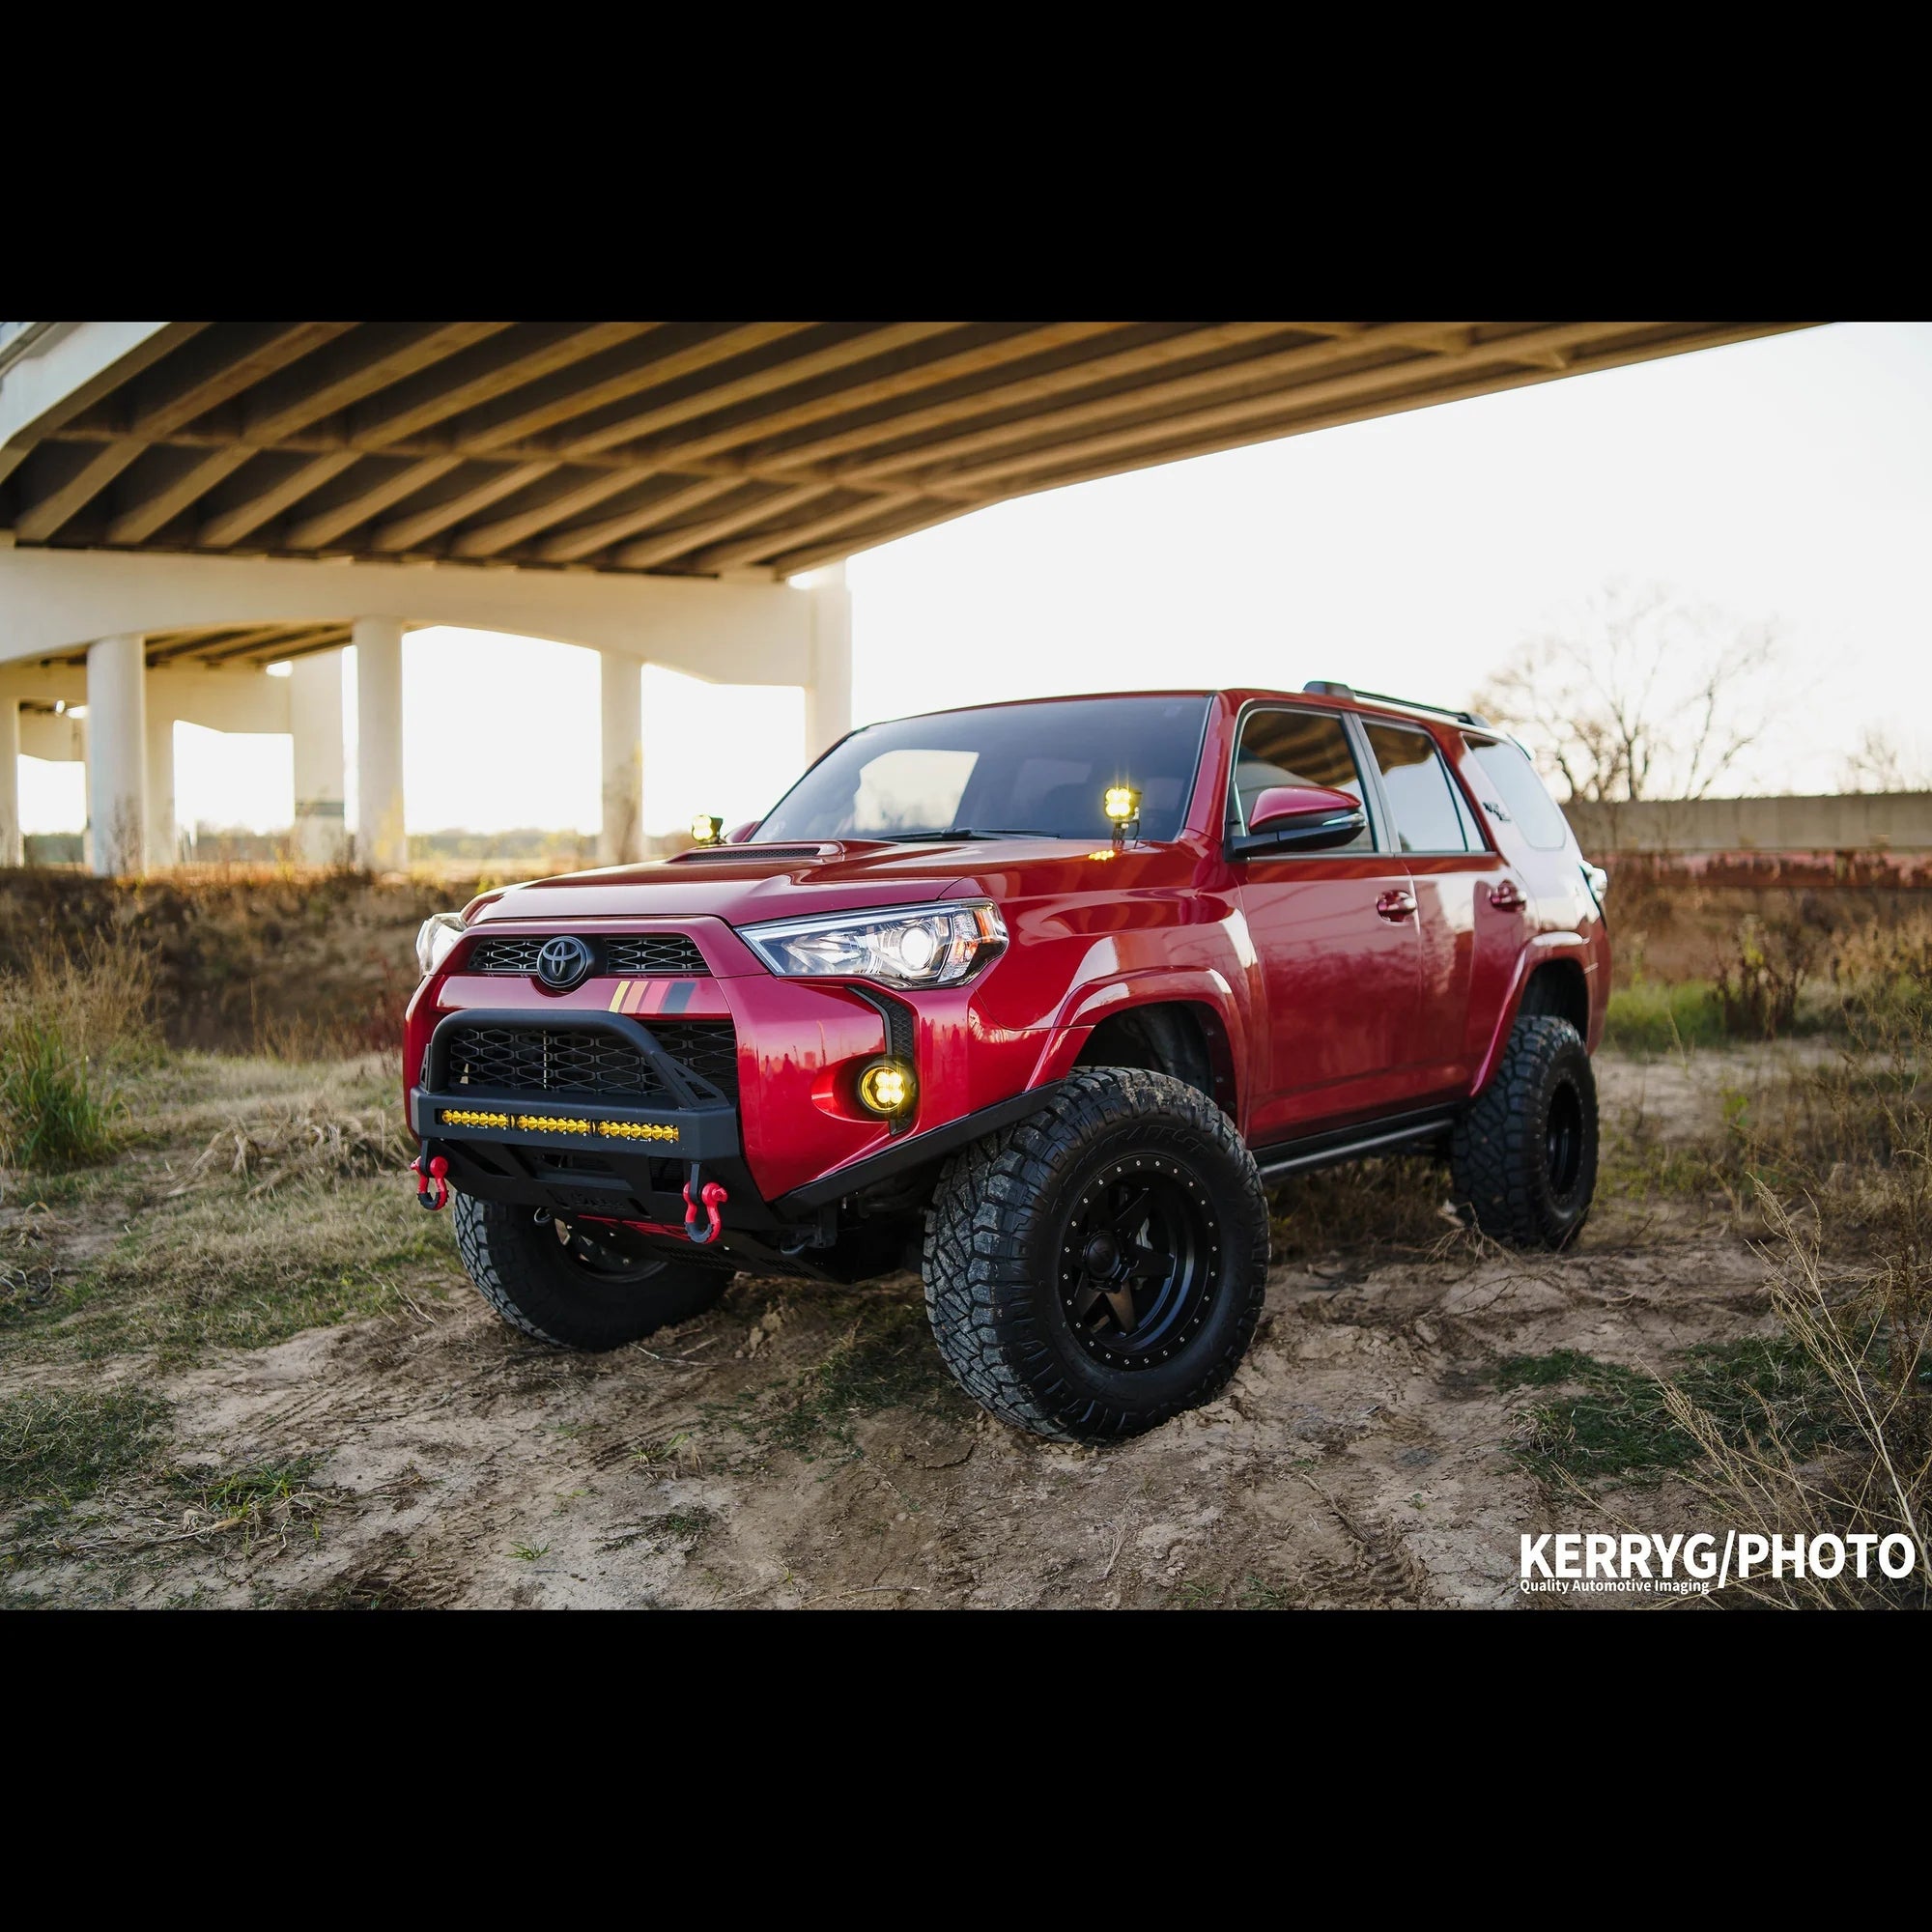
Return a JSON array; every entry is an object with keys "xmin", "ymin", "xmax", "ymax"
[
  {"xmin": 682, "ymin": 1172, "xmax": 728, "ymax": 1245},
  {"xmin": 413, "ymin": 1151, "xmax": 450, "ymax": 1211}
]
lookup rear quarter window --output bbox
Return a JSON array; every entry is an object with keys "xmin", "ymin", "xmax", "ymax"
[{"xmin": 1464, "ymin": 737, "xmax": 1573, "ymax": 851}]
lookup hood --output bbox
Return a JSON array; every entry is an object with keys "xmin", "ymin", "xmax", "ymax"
[{"xmin": 467, "ymin": 838, "xmax": 1073, "ymax": 927}]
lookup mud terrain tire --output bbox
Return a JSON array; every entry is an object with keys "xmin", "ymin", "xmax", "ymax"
[
  {"xmin": 452, "ymin": 1192, "xmax": 729, "ymax": 1350},
  {"xmin": 1450, "ymin": 1014, "xmax": 1598, "ymax": 1249},
  {"xmin": 923, "ymin": 1067, "xmax": 1270, "ymax": 1442}
]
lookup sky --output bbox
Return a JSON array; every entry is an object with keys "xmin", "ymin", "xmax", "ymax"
[{"xmin": 18, "ymin": 321, "xmax": 1932, "ymax": 838}]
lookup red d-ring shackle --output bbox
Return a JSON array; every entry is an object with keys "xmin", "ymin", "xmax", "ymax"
[
  {"xmin": 414, "ymin": 1153, "xmax": 449, "ymax": 1211},
  {"xmin": 683, "ymin": 1179, "xmax": 728, "ymax": 1244}
]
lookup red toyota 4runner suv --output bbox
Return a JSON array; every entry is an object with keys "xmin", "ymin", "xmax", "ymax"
[{"xmin": 405, "ymin": 685, "xmax": 1609, "ymax": 1441}]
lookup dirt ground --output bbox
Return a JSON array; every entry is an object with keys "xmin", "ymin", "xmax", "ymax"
[{"xmin": 0, "ymin": 1045, "xmax": 1801, "ymax": 1610}]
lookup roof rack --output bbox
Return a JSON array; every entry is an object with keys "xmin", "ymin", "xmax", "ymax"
[{"xmin": 1302, "ymin": 680, "xmax": 1492, "ymax": 730}]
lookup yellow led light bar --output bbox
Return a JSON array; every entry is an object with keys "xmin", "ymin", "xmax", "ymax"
[{"xmin": 437, "ymin": 1107, "xmax": 678, "ymax": 1144}]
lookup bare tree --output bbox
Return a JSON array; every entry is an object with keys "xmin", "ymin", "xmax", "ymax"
[
  {"xmin": 1840, "ymin": 725, "xmax": 1932, "ymax": 794},
  {"xmin": 1473, "ymin": 581, "xmax": 1783, "ymax": 803}
]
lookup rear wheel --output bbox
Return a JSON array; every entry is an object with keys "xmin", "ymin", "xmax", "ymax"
[
  {"xmin": 1450, "ymin": 1014, "xmax": 1599, "ymax": 1248},
  {"xmin": 451, "ymin": 1192, "xmax": 730, "ymax": 1350},
  {"xmin": 923, "ymin": 1067, "xmax": 1270, "ymax": 1441}
]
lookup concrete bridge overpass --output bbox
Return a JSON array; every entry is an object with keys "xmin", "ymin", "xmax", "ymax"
[{"xmin": 0, "ymin": 320, "xmax": 1808, "ymax": 873}]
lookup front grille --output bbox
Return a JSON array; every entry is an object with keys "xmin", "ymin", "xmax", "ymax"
[
  {"xmin": 604, "ymin": 935, "xmax": 708, "ymax": 976},
  {"xmin": 441, "ymin": 1020, "xmax": 737, "ymax": 1102},
  {"xmin": 640, "ymin": 1022, "xmax": 740, "ymax": 1096},
  {"xmin": 444, "ymin": 1026, "xmax": 664, "ymax": 1098},
  {"xmin": 469, "ymin": 937, "xmax": 547, "ymax": 976},
  {"xmin": 468, "ymin": 933, "xmax": 708, "ymax": 977}
]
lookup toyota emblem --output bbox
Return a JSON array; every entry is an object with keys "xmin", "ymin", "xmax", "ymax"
[{"xmin": 535, "ymin": 935, "xmax": 593, "ymax": 990}]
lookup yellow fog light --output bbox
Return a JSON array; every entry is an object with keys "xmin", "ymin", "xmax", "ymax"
[
  {"xmin": 857, "ymin": 1058, "xmax": 917, "ymax": 1117},
  {"xmin": 691, "ymin": 813, "xmax": 724, "ymax": 846},
  {"xmin": 1103, "ymin": 785, "xmax": 1140, "ymax": 822}
]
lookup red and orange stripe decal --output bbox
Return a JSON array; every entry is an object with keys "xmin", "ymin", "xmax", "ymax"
[{"xmin": 607, "ymin": 979, "xmax": 699, "ymax": 1017}]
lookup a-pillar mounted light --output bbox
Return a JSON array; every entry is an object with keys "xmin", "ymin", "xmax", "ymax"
[
  {"xmin": 1103, "ymin": 784, "xmax": 1141, "ymax": 849},
  {"xmin": 690, "ymin": 813, "xmax": 724, "ymax": 847}
]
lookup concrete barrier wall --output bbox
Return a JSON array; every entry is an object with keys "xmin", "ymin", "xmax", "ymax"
[{"xmin": 1563, "ymin": 792, "xmax": 1932, "ymax": 856}]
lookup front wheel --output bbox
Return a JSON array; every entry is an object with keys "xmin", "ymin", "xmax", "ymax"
[
  {"xmin": 451, "ymin": 1192, "xmax": 730, "ymax": 1350},
  {"xmin": 1450, "ymin": 1014, "xmax": 1599, "ymax": 1248},
  {"xmin": 923, "ymin": 1068, "xmax": 1270, "ymax": 1442}
]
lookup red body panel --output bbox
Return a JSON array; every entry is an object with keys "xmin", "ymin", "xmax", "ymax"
[{"xmin": 403, "ymin": 688, "xmax": 1610, "ymax": 1208}]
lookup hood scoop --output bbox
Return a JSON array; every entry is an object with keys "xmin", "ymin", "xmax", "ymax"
[{"xmin": 667, "ymin": 843, "xmax": 835, "ymax": 865}]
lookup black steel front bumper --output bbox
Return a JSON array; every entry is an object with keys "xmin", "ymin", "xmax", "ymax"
[
  {"xmin": 412, "ymin": 1008, "xmax": 751, "ymax": 1233},
  {"xmin": 412, "ymin": 1002, "xmax": 1071, "ymax": 1274}
]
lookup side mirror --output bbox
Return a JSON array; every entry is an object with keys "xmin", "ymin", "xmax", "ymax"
[
  {"xmin": 724, "ymin": 820, "xmax": 762, "ymax": 845},
  {"xmin": 1236, "ymin": 783, "xmax": 1367, "ymax": 856}
]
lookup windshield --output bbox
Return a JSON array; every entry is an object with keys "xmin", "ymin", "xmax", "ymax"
[{"xmin": 756, "ymin": 696, "xmax": 1212, "ymax": 844}]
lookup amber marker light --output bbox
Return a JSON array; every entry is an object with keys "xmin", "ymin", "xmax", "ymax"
[{"xmin": 857, "ymin": 1059, "xmax": 918, "ymax": 1117}]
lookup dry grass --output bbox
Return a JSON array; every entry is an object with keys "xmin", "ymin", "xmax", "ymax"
[
  {"xmin": 185, "ymin": 1101, "xmax": 409, "ymax": 1197},
  {"xmin": 1632, "ymin": 969, "xmax": 1932, "ymax": 1605},
  {"xmin": 0, "ymin": 933, "xmax": 163, "ymax": 1065},
  {"xmin": 0, "ymin": 936, "xmax": 162, "ymax": 1169},
  {"xmin": 2, "ymin": 1043, "xmax": 453, "ymax": 1365},
  {"xmin": 1662, "ymin": 1191, "xmax": 1930, "ymax": 1607},
  {"xmin": 14, "ymin": 1162, "xmax": 454, "ymax": 1363},
  {"xmin": 1715, "ymin": 913, "xmax": 1818, "ymax": 1040}
]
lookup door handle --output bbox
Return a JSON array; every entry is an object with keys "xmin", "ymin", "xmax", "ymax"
[
  {"xmin": 1376, "ymin": 889, "xmax": 1418, "ymax": 922},
  {"xmin": 1488, "ymin": 881, "xmax": 1527, "ymax": 912}
]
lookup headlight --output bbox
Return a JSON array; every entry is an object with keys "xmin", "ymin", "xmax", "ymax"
[
  {"xmin": 737, "ymin": 901, "xmax": 1007, "ymax": 988},
  {"xmin": 415, "ymin": 912, "xmax": 468, "ymax": 979}
]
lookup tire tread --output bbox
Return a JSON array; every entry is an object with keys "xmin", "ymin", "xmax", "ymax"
[
  {"xmin": 1449, "ymin": 1014, "xmax": 1598, "ymax": 1249},
  {"xmin": 452, "ymin": 1191, "xmax": 727, "ymax": 1350},
  {"xmin": 922, "ymin": 1067, "xmax": 1269, "ymax": 1441}
]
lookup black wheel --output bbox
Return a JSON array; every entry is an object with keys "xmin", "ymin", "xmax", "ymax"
[
  {"xmin": 1450, "ymin": 1014, "xmax": 1599, "ymax": 1248},
  {"xmin": 451, "ymin": 1191, "xmax": 730, "ymax": 1350},
  {"xmin": 923, "ymin": 1067, "xmax": 1270, "ymax": 1442}
]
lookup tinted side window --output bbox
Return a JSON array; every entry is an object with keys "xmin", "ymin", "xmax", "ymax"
[
  {"xmin": 1448, "ymin": 769, "xmax": 1487, "ymax": 850},
  {"xmin": 1363, "ymin": 722, "xmax": 1472, "ymax": 853},
  {"xmin": 1229, "ymin": 708, "xmax": 1371, "ymax": 853},
  {"xmin": 1465, "ymin": 737, "xmax": 1572, "ymax": 851}
]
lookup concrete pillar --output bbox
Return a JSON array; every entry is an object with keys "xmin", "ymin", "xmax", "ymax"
[
  {"xmin": 599, "ymin": 649, "xmax": 643, "ymax": 866},
  {"xmin": 292, "ymin": 650, "xmax": 348, "ymax": 865},
  {"xmin": 0, "ymin": 700, "xmax": 19, "ymax": 867},
  {"xmin": 804, "ymin": 562, "xmax": 853, "ymax": 758},
  {"xmin": 353, "ymin": 617, "xmax": 406, "ymax": 872},
  {"xmin": 144, "ymin": 705, "xmax": 176, "ymax": 869},
  {"xmin": 86, "ymin": 633, "xmax": 148, "ymax": 876}
]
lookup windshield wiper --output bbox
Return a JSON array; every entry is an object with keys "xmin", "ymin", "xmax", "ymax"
[
  {"xmin": 937, "ymin": 826, "xmax": 1056, "ymax": 840},
  {"xmin": 860, "ymin": 827, "xmax": 1058, "ymax": 842}
]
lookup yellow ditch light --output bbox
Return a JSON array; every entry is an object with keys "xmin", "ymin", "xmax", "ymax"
[
  {"xmin": 856, "ymin": 1059, "xmax": 918, "ymax": 1117},
  {"xmin": 691, "ymin": 813, "xmax": 724, "ymax": 846},
  {"xmin": 1103, "ymin": 784, "xmax": 1141, "ymax": 847},
  {"xmin": 437, "ymin": 1107, "xmax": 679, "ymax": 1144}
]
